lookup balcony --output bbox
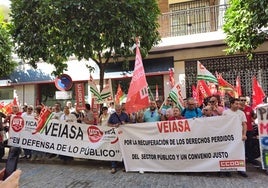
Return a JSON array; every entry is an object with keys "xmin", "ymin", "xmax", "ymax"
[
  {"xmin": 151, "ymin": 4, "xmax": 228, "ymax": 52},
  {"xmin": 158, "ymin": 4, "xmax": 228, "ymax": 38}
]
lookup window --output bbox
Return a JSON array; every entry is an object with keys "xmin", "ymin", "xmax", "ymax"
[
  {"xmin": 112, "ymin": 75, "xmax": 164, "ymax": 101},
  {"xmin": 169, "ymin": 0, "xmax": 217, "ymax": 36}
]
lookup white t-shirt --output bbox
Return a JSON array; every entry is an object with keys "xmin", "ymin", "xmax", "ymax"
[
  {"xmin": 60, "ymin": 113, "xmax": 77, "ymax": 122},
  {"xmin": 52, "ymin": 111, "xmax": 64, "ymax": 120},
  {"xmin": 222, "ymin": 109, "xmax": 247, "ymax": 123}
]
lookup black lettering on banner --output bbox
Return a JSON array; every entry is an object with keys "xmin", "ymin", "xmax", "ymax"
[
  {"xmin": 141, "ymin": 154, "xmax": 157, "ymax": 160},
  {"xmin": 176, "ymin": 139, "xmax": 185, "ymax": 145},
  {"xmin": 79, "ymin": 147, "xmax": 116, "ymax": 157},
  {"xmin": 124, "ymin": 140, "xmax": 132, "ymax": 145},
  {"xmin": 44, "ymin": 122, "xmax": 83, "ymax": 140},
  {"xmin": 132, "ymin": 154, "xmax": 140, "ymax": 160},
  {"xmin": 212, "ymin": 152, "xmax": 229, "ymax": 158},
  {"xmin": 188, "ymin": 153, "xmax": 211, "ymax": 160},
  {"xmin": 11, "ymin": 137, "xmax": 20, "ymax": 144},
  {"xmin": 170, "ymin": 139, "xmax": 175, "ymax": 145},
  {"xmin": 68, "ymin": 146, "xmax": 79, "ymax": 153},
  {"xmin": 21, "ymin": 138, "xmax": 54, "ymax": 150},
  {"xmin": 56, "ymin": 144, "xmax": 67, "ymax": 152},
  {"xmin": 157, "ymin": 154, "xmax": 176, "ymax": 160},
  {"xmin": 210, "ymin": 135, "xmax": 234, "ymax": 143},
  {"xmin": 25, "ymin": 120, "xmax": 37, "ymax": 127},
  {"xmin": 180, "ymin": 154, "xmax": 187, "ymax": 160}
]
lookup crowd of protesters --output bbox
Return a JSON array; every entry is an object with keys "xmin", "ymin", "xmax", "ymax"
[{"xmin": 0, "ymin": 95, "xmax": 263, "ymax": 177}]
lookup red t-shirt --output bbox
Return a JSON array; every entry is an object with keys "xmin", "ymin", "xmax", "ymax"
[
  {"xmin": 168, "ymin": 116, "xmax": 185, "ymax": 120},
  {"xmin": 243, "ymin": 105, "xmax": 254, "ymax": 131}
]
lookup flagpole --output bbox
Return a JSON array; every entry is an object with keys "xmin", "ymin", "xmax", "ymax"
[{"xmin": 147, "ymin": 86, "xmax": 154, "ymax": 101}]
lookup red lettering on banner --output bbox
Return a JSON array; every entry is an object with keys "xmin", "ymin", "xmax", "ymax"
[
  {"xmin": 219, "ymin": 160, "xmax": 245, "ymax": 167},
  {"xmin": 259, "ymin": 122, "xmax": 268, "ymax": 135},
  {"xmin": 157, "ymin": 120, "xmax": 190, "ymax": 133}
]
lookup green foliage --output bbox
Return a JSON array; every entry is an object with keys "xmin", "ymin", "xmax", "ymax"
[
  {"xmin": 0, "ymin": 15, "xmax": 17, "ymax": 77},
  {"xmin": 223, "ymin": 0, "xmax": 268, "ymax": 58},
  {"xmin": 10, "ymin": 0, "xmax": 160, "ymax": 90}
]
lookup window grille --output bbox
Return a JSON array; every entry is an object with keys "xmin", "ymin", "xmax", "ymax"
[{"xmin": 185, "ymin": 53, "xmax": 268, "ymax": 99}]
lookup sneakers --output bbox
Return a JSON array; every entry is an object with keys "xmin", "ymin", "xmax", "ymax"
[
  {"xmin": 238, "ymin": 171, "xmax": 248, "ymax": 178},
  {"xmin": 111, "ymin": 168, "xmax": 117, "ymax": 174}
]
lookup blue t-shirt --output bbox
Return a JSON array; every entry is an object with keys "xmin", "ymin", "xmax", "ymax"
[
  {"xmin": 182, "ymin": 108, "xmax": 202, "ymax": 119},
  {"xmin": 108, "ymin": 112, "xmax": 129, "ymax": 125},
  {"xmin": 143, "ymin": 109, "xmax": 160, "ymax": 122}
]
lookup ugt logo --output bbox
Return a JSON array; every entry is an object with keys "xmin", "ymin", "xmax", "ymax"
[
  {"xmin": 11, "ymin": 116, "xmax": 24, "ymax": 132},
  {"xmin": 87, "ymin": 126, "xmax": 103, "ymax": 143}
]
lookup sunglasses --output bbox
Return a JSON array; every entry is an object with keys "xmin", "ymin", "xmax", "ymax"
[
  {"xmin": 240, "ymin": 99, "xmax": 246, "ymax": 102},
  {"xmin": 209, "ymin": 100, "xmax": 216, "ymax": 103}
]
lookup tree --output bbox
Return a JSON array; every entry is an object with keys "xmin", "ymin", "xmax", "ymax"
[
  {"xmin": 0, "ymin": 14, "xmax": 16, "ymax": 78},
  {"xmin": 223, "ymin": 0, "xmax": 268, "ymax": 58},
  {"xmin": 10, "ymin": 0, "xmax": 160, "ymax": 92}
]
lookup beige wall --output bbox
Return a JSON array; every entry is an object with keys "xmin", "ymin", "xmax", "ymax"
[
  {"xmin": 14, "ymin": 85, "xmax": 36, "ymax": 106},
  {"xmin": 168, "ymin": 0, "xmax": 193, "ymax": 4},
  {"xmin": 149, "ymin": 41, "xmax": 268, "ymax": 63}
]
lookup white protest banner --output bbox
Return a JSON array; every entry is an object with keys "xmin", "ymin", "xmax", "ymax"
[
  {"xmin": 118, "ymin": 115, "xmax": 245, "ymax": 172},
  {"xmin": 256, "ymin": 104, "xmax": 268, "ymax": 170},
  {"xmin": 8, "ymin": 116, "xmax": 122, "ymax": 161}
]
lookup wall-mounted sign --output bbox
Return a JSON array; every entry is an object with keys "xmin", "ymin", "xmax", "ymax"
[
  {"xmin": 55, "ymin": 91, "xmax": 72, "ymax": 99},
  {"xmin": 55, "ymin": 74, "xmax": 73, "ymax": 91}
]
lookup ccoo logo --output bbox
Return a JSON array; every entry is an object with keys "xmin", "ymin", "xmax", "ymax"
[{"xmin": 87, "ymin": 126, "xmax": 103, "ymax": 143}]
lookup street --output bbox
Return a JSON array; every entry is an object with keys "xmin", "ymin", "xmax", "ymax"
[{"xmin": 0, "ymin": 157, "xmax": 267, "ymax": 188}]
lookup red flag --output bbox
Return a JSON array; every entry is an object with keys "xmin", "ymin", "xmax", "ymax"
[
  {"xmin": 115, "ymin": 84, "xmax": 123, "ymax": 104},
  {"xmin": 216, "ymin": 73, "xmax": 236, "ymax": 97},
  {"xmin": 235, "ymin": 76, "xmax": 242, "ymax": 97},
  {"xmin": 0, "ymin": 101, "xmax": 4, "ymax": 109},
  {"xmin": 33, "ymin": 105, "xmax": 52, "ymax": 134},
  {"xmin": 13, "ymin": 98, "xmax": 18, "ymax": 106},
  {"xmin": 0, "ymin": 98, "xmax": 18, "ymax": 115},
  {"xmin": 75, "ymin": 83, "xmax": 86, "ymax": 110},
  {"xmin": 196, "ymin": 80, "xmax": 212, "ymax": 106},
  {"xmin": 252, "ymin": 77, "xmax": 265, "ymax": 109},
  {"xmin": 192, "ymin": 85, "xmax": 197, "ymax": 100},
  {"xmin": 169, "ymin": 68, "xmax": 175, "ymax": 88},
  {"xmin": 125, "ymin": 46, "xmax": 149, "ymax": 113},
  {"xmin": 155, "ymin": 84, "xmax": 159, "ymax": 101}
]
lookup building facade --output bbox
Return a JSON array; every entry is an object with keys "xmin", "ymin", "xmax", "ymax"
[{"xmin": 1, "ymin": 0, "xmax": 267, "ymax": 107}]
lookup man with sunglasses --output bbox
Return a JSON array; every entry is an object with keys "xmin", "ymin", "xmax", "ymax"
[
  {"xmin": 143, "ymin": 101, "xmax": 161, "ymax": 122},
  {"xmin": 208, "ymin": 96, "xmax": 223, "ymax": 116},
  {"xmin": 239, "ymin": 96, "xmax": 260, "ymax": 167},
  {"xmin": 181, "ymin": 97, "xmax": 202, "ymax": 119}
]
